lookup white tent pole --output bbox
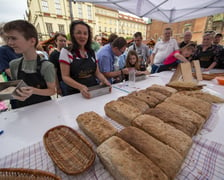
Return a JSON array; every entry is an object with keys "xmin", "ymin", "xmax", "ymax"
[{"xmin": 169, "ymin": 8, "xmax": 174, "ymax": 23}]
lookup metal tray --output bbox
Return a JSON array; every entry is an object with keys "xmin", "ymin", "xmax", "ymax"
[
  {"xmin": 0, "ymin": 80, "xmax": 28, "ymax": 100},
  {"xmin": 88, "ymin": 85, "xmax": 111, "ymax": 98},
  {"xmin": 135, "ymin": 75, "xmax": 147, "ymax": 82}
]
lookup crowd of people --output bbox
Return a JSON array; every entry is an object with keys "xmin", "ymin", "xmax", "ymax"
[{"xmin": 0, "ymin": 19, "xmax": 223, "ymax": 109}]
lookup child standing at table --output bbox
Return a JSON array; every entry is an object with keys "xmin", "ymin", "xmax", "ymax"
[
  {"xmin": 156, "ymin": 44, "xmax": 195, "ymax": 72},
  {"xmin": 163, "ymin": 44, "xmax": 195, "ymax": 65},
  {"xmin": 3, "ymin": 20, "xmax": 56, "ymax": 109},
  {"xmin": 125, "ymin": 50, "xmax": 150, "ymax": 76}
]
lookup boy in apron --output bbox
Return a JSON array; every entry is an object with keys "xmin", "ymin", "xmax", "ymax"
[{"xmin": 3, "ymin": 20, "xmax": 56, "ymax": 109}]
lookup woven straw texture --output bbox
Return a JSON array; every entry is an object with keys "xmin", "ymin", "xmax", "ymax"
[
  {"xmin": 0, "ymin": 168, "xmax": 60, "ymax": 180},
  {"xmin": 43, "ymin": 125, "xmax": 95, "ymax": 175}
]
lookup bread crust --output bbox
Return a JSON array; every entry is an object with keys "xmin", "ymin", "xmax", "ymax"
[
  {"xmin": 177, "ymin": 91, "xmax": 224, "ymax": 104},
  {"xmin": 144, "ymin": 89, "xmax": 168, "ymax": 102},
  {"xmin": 146, "ymin": 84, "xmax": 177, "ymax": 97},
  {"xmin": 118, "ymin": 95, "xmax": 149, "ymax": 113},
  {"xmin": 132, "ymin": 114, "xmax": 192, "ymax": 157},
  {"xmin": 157, "ymin": 102, "xmax": 205, "ymax": 134},
  {"xmin": 128, "ymin": 91, "xmax": 160, "ymax": 107},
  {"xmin": 76, "ymin": 111, "xmax": 117, "ymax": 146},
  {"xmin": 118, "ymin": 127, "xmax": 183, "ymax": 179},
  {"xmin": 165, "ymin": 94, "xmax": 211, "ymax": 119},
  {"xmin": 104, "ymin": 100, "xmax": 141, "ymax": 126},
  {"xmin": 97, "ymin": 136, "xmax": 168, "ymax": 180},
  {"xmin": 145, "ymin": 107, "xmax": 197, "ymax": 137}
]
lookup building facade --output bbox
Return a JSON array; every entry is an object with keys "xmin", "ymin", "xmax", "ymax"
[
  {"xmin": 27, "ymin": 0, "xmax": 96, "ymax": 40},
  {"xmin": 146, "ymin": 14, "xmax": 224, "ymax": 45},
  {"xmin": 118, "ymin": 13, "xmax": 147, "ymax": 40},
  {"xmin": 94, "ymin": 5, "xmax": 119, "ymax": 38},
  {"xmin": 27, "ymin": 0, "xmax": 147, "ymax": 41}
]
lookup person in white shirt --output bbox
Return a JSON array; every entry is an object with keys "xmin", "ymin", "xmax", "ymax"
[{"xmin": 150, "ymin": 27, "xmax": 179, "ymax": 73}]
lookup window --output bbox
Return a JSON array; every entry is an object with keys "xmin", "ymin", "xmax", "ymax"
[
  {"xmin": 46, "ymin": 23, "xmax": 53, "ymax": 34},
  {"xmin": 99, "ymin": 26, "xmax": 101, "ymax": 32},
  {"xmin": 104, "ymin": 27, "xmax": 107, "ymax": 32},
  {"xmin": 110, "ymin": 28, "xmax": 112, "ymax": 32},
  {"xmin": 54, "ymin": 0, "xmax": 62, "ymax": 14},
  {"xmin": 87, "ymin": 5, "xmax": 92, "ymax": 20},
  {"xmin": 58, "ymin": 24, "xmax": 65, "ymax": 33},
  {"xmin": 78, "ymin": 3, "xmax": 83, "ymax": 18},
  {"xmin": 41, "ymin": 0, "xmax": 49, "ymax": 12}
]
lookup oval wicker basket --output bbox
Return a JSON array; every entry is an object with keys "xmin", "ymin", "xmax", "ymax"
[
  {"xmin": 0, "ymin": 168, "xmax": 61, "ymax": 180},
  {"xmin": 43, "ymin": 125, "xmax": 95, "ymax": 175}
]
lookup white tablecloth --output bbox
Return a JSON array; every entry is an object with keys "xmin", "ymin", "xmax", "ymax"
[{"xmin": 0, "ymin": 71, "xmax": 224, "ymax": 180}]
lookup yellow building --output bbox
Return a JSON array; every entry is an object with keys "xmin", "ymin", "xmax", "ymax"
[
  {"xmin": 118, "ymin": 14, "xmax": 147, "ymax": 39},
  {"xmin": 27, "ymin": 0, "xmax": 147, "ymax": 41},
  {"xmin": 95, "ymin": 5, "xmax": 119, "ymax": 38},
  {"xmin": 27, "ymin": 0, "xmax": 95, "ymax": 40},
  {"xmin": 94, "ymin": 5, "xmax": 147, "ymax": 39}
]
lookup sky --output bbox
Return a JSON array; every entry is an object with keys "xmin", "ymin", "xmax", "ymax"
[{"xmin": 0, "ymin": 0, "xmax": 27, "ymax": 23}]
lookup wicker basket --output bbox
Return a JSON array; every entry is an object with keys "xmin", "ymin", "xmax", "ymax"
[
  {"xmin": 0, "ymin": 168, "xmax": 61, "ymax": 180},
  {"xmin": 43, "ymin": 125, "xmax": 95, "ymax": 175}
]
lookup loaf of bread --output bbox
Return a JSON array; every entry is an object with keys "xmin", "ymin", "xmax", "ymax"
[
  {"xmin": 165, "ymin": 94, "xmax": 212, "ymax": 119},
  {"xmin": 144, "ymin": 89, "xmax": 167, "ymax": 102},
  {"xmin": 97, "ymin": 136, "xmax": 168, "ymax": 180},
  {"xmin": 76, "ymin": 111, "xmax": 117, "ymax": 146},
  {"xmin": 177, "ymin": 91, "xmax": 224, "ymax": 104},
  {"xmin": 146, "ymin": 84, "xmax": 177, "ymax": 97},
  {"xmin": 118, "ymin": 95, "xmax": 149, "ymax": 113},
  {"xmin": 145, "ymin": 107, "xmax": 197, "ymax": 137},
  {"xmin": 104, "ymin": 100, "xmax": 141, "ymax": 126},
  {"xmin": 166, "ymin": 81, "xmax": 203, "ymax": 91},
  {"xmin": 132, "ymin": 114, "xmax": 193, "ymax": 157},
  {"xmin": 118, "ymin": 127, "xmax": 183, "ymax": 179},
  {"xmin": 128, "ymin": 91, "xmax": 160, "ymax": 107},
  {"xmin": 157, "ymin": 102, "xmax": 205, "ymax": 134}
]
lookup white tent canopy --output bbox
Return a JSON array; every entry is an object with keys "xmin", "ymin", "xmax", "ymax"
[{"xmin": 75, "ymin": 0, "xmax": 224, "ymax": 23}]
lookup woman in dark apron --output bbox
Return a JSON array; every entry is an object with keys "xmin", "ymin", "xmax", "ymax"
[{"xmin": 59, "ymin": 20, "xmax": 110, "ymax": 98}]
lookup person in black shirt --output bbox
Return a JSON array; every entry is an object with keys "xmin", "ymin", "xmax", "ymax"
[
  {"xmin": 59, "ymin": 20, "xmax": 110, "ymax": 98},
  {"xmin": 192, "ymin": 33, "xmax": 221, "ymax": 71},
  {"xmin": 179, "ymin": 31, "xmax": 193, "ymax": 48},
  {"xmin": 49, "ymin": 33, "xmax": 67, "ymax": 96}
]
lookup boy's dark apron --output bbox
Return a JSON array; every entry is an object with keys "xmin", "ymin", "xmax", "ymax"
[
  {"xmin": 11, "ymin": 56, "xmax": 51, "ymax": 109},
  {"xmin": 66, "ymin": 51, "xmax": 97, "ymax": 95}
]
